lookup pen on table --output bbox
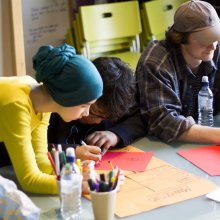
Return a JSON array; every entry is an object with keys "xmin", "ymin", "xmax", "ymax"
[
  {"xmin": 80, "ymin": 140, "xmax": 102, "ymax": 161},
  {"xmin": 57, "ymin": 144, "xmax": 64, "ymax": 169},
  {"xmin": 61, "ymin": 151, "xmax": 66, "ymax": 166},
  {"xmin": 51, "ymin": 147, "xmax": 56, "ymax": 161},
  {"xmin": 88, "ymin": 178, "xmax": 96, "ymax": 191},
  {"xmin": 108, "ymin": 160, "xmax": 114, "ymax": 170},
  {"xmin": 99, "ymin": 181, "xmax": 108, "ymax": 192},
  {"xmin": 100, "ymin": 173, "xmax": 105, "ymax": 182},
  {"xmin": 47, "ymin": 151, "xmax": 56, "ymax": 175},
  {"xmin": 52, "ymin": 143, "xmax": 57, "ymax": 150},
  {"xmin": 113, "ymin": 166, "xmax": 121, "ymax": 190},
  {"xmin": 80, "ymin": 140, "xmax": 87, "ymax": 146},
  {"xmin": 108, "ymin": 160, "xmax": 115, "ymax": 180},
  {"xmin": 54, "ymin": 150, "xmax": 60, "ymax": 176},
  {"xmin": 101, "ymin": 146, "xmax": 108, "ymax": 156},
  {"xmin": 107, "ymin": 181, "xmax": 114, "ymax": 191},
  {"xmin": 76, "ymin": 158, "xmax": 82, "ymax": 174},
  {"xmin": 109, "ymin": 170, "xmax": 114, "ymax": 183}
]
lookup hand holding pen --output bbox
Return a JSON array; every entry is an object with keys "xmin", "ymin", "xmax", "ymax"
[
  {"xmin": 81, "ymin": 139, "xmax": 108, "ymax": 159},
  {"xmin": 101, "ymin": 146, "xmax": 108, "ymax": 156},
  {"xmin": 76, "ymin": 140, "xmax": 102, "ymax": 161}
]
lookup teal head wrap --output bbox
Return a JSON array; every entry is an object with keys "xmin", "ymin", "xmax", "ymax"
[{"xmin": 33, "ymin": 44, "xmax": 103, "ymax": 107}]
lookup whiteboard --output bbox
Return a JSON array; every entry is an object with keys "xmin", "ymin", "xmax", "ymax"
[{"xmin": 22, "ymin": 0, "xmax": 70, "ymax": 77}]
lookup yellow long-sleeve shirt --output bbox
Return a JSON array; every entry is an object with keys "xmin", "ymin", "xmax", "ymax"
[{"xmin": 0, "ymin": 76, "xmax": 58, "ymax": 194}]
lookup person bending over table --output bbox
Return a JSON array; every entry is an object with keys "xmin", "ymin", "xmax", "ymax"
[
  {"xmin": 0, "ymin": 43, "xmax": 103, "ymax": 194},
  {"xmin": 48, "ymin": 57, "xmax": 146, "ymax": 161},
  {"xmin": 136, "ymin": 0, "xmax": 220, "ymax": 144}
]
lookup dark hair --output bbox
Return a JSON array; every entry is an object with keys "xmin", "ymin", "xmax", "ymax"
[
  {"xmin": 92, "ymin": 57, "xmax": 136, "ymax": 119},
  {"xmin": 165, "ymin": 27, "xmax": 190, "ymax": 45}
]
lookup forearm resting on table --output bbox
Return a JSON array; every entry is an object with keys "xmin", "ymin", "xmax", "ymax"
[{"xmin": 178, "ymin": 124, "xmax": 220, "ymax": 144}]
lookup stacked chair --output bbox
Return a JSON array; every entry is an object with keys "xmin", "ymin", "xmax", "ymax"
[
  {"xmin": 140, "ymin": 0, "xmax": 187, "ymax": 49},
  {"xmin": 66, "ymin": 0, "xmax": 188, "ymax": 69},
  {"xmin": 70, "ymin": 1, "xmax": 142, "ymax": 71}
]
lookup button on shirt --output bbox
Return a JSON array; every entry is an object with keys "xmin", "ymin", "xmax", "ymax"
[{"xmin": 136, "ymin": 40, "xmax": 220, "ymax": 142}]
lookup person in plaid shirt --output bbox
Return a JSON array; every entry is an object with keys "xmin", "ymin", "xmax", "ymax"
[{"xmin": 136, "ymin": 0, "xmax": 220, "ymax": 143}]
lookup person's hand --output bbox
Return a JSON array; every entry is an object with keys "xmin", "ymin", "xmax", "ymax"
[
  {"xmin": 85, "ymin": 131, "xmax": 120, "ymax": 156},
  {"xmin": 75, "ymin": 145, "xmax": 101, "ymax": 161}
]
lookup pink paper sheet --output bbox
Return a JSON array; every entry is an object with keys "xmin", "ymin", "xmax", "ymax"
[
  {"xmin": 95, "ymin": 151, "xmax": 153, "ymax": 172},
  {"xmin": 177, "ymin": 145, "xmax": 220, "ymax": 176}
]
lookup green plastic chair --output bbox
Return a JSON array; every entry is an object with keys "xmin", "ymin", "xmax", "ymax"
[
  {"xmin": 141, "ymin": 0, "xmax": 187, "ymax": 48},
  {"xmin": 76, "ymin": 1, "xmax": 142, "ymax": 70}
]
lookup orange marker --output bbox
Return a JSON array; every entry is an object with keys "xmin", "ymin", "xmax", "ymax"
[{"xmin": 108, "ymin": 160, "xmax": 114, "ymax": 170}]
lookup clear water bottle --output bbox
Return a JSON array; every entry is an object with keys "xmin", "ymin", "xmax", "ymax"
[
  {"xmin": 60, "ymin": 163, "xmax": 82, "ymax": 220},
  {"xmin": 198, "ymin": 76, "xmax": 214, "ymax": 126},
  {"xmin": 66, "ymin": 147, "xmax": 80, "ymax": 174}
]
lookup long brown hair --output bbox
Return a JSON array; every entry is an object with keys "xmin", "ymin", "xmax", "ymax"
[{"xmin": 165, "ymin": 27, "xmax": 190, "ymax": 45}]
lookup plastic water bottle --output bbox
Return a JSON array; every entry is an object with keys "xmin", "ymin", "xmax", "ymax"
[
  {"xmin": 60, "ymin": 163, "xmax": 82, "ymax": 220},
  {"xmin": 198, "ymin": 76, "xmax": 214, "ymax": 126},
  {"xmin": 66, "ymin": 147, "xmax": 80, "ymax": 174}
]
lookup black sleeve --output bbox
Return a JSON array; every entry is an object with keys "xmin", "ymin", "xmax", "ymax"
[
  {"xmin": 108, "ymin": 106, "xmax": 147, "ymax": 147},
  {"xmin": 47, "ymin": 113, "xmax": 73, "ymax": 144}
]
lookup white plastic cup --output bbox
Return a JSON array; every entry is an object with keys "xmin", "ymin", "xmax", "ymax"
[{"xmin": 90, "ymin": 188, "xmax": 117, "ymax": 220}]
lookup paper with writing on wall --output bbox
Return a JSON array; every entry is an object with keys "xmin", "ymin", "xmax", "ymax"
[
  {"xmin": 22, "ymin": 0, "xmax": 70, "ymax": 76},
  {"xmin": 84, "ymin": 145, "xmax": 218, "ymax": 218},
  {"xmin": 177, "ymin": 145, "xmax": 220, "ymax": 176}
]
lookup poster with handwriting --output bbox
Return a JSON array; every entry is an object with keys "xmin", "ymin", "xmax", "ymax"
[{"xmin": 22, "ymin": 0, "xmax": 70, "ymax": 75}]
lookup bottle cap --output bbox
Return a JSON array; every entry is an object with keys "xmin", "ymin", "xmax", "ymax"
[
  {"xmin": 66, "ymin": 147, "xmax": 75, "ymax": 157},
  {"xmin": 66, "ymin": 147, "xmax": 75, "ymax": 163},
  {"xmin": 202, "ymin": 76, "xmax": 208, "ymax": 82}
]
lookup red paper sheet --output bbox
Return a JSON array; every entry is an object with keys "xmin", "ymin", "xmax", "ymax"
[
  {"xmin": 95, "ymin": 151, "xmax": 153, "ymax": 172},
  {"xmin": 177, "ymin": 145, "xmax": 220, "ymax": 176}
]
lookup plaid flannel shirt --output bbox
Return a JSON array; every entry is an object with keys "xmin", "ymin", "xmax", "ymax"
[{"xmin": 136, "ymin": 40, "xmax": 220, "ymax": 142}]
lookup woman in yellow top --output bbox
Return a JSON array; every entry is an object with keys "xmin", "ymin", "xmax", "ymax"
[{"xmin": 0, "ymin": 44, "xmax": 103, "ymax": 194}]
